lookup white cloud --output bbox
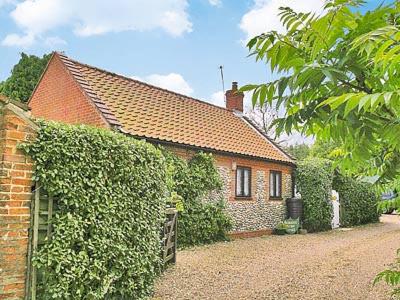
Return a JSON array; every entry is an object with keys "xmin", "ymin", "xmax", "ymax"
[
  {"xmin": 240, "ymin": 0, "xmax": 325, "ymax": 42},
  {"xmin": 280, "ymin": 132, "xmax": 315, "ymax": 146},
  {"xmin": 133, "ymin": 73, "xmax": 194, "ymax": 96},
  {"xmin": 208, "ymin": 0, "xmax": 221, "ymax": 6},
  {"xmin": 209, "ymin": 91, "xmax": 225, "ymax": 107},
  {"xmin": 207, "ymin": 91, "xmax": 253, "ymax": 108},
  {"xmin": 44, "ymin": 36, "xmax": 67, "ymax": 47},
  {"xmin": 1, "ymin": 32, "xmax": 34, "ymax": 47},
  {"xmin": 159, "ymin": 10, "xmax": 192, "ymax": 37},
  {"xmin": 2, "ymin": 0, "xmax": 192, "ymax": 47},
  {"xmin": 243, "ymin": 92, "xmax": 252, "ymax": 108}
]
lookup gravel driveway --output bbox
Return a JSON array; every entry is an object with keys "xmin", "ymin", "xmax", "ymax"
[{"xmin": 153, "ymin": 215, "xmax": 400, "ymax": 300}]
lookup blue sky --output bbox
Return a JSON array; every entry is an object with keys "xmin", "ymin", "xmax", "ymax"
[{"xmin": 0, "ymin": 0, "xmax": 381, "ymax": 110}]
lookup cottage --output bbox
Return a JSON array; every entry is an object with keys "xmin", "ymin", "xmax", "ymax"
[{"xmin": 29, "ymin": 52, "xmax": 295, "ymax": 236}]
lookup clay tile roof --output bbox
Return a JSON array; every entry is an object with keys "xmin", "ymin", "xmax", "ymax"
[{"xmin": 57, "ymin": 52, "xmax": 294, "ymax": 164}]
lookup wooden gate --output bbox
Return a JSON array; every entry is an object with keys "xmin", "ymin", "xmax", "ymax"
[
  {"xmin": 27, "ymin": 184, "xmax": 178, "ymax": 299},
  {"xmin": 162, "ymin": 208, "xmax": 178, "ymax": 264}
]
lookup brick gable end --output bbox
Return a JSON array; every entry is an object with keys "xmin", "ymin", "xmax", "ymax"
[{"xmin": 29, "ymin": 55, "xmax": 108, "ymax": 128}]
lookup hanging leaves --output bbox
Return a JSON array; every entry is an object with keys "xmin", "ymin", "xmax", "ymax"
[
  {"xmin": 241, "ymin": 0, "xmax": 400, "ymax": 181},
  {"xmin": 243, "ymin": 1, "xmax": 400, "ymax": 295}
]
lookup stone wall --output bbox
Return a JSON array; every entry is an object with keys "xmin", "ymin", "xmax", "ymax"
[
  {"xmin": 282, "ymin": 173, "xmax": 293, "ymax": 201},
  {"xmin": 206, "ymin": 166, "xmax": 291, "ymax": 232},
  {"xmin": 166, "ymin": 143, "xmax": 295, "ymax": 234},
  {"xmin": 0, "ymin": 100, "xmax": 36, "ymax": 300}
]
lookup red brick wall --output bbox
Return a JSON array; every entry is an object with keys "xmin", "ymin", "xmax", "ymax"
[
  {"xmin": 0, "ymin": 102, "xmax": 36, "ymax": 300},
  {"xmin": 225, "ymin": 88, "xmax": 244, "ymax": 112},
  {"xmin": 29, "ymin": 54, "xmax": 108, "ymax": 127}
]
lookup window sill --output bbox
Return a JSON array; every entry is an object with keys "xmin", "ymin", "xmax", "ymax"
[
  {"xmin": 234, "ymin": 196, "xmax": 254, "ymax": 201},
  {"xmin": 269, "ymin": 197, "xmax": 283, "ymax": 201}
]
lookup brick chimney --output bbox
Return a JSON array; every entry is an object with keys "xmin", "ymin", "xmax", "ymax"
[{"xmin": 225, "ymin": 82, "xmax": 244, "ymax": 112}]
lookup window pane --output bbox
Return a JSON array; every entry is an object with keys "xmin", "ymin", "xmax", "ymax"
[
  {"xmin": 236, "ymin": 169, "xmax": 242, "ymax": 196},
  {"xmin": 244, "ymin": 169, "xmax": 250, "ymax": 196},
  {"xmin": 270, "ymin": 172, "xmax": 275, "ymax": 197},
  {"xmin": 275, "ymin": 173, "xmax": 281, "ymax": 197}
]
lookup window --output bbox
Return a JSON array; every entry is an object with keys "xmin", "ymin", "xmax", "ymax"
[
  {"xmin": 236, "ymin": 167, "xmax": 251, "ymax": 197},
  {"xmin": 270, "ymin": 171, "xmax": 282, "ymax": 199}
]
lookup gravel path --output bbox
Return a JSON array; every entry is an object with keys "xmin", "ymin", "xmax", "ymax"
[{"xmin": 153, "ymin": 215, "xmax": 400, "ymax": 300}]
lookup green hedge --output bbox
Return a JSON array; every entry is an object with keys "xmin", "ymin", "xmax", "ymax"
[
  {"xmin": 163, "ymin": 150, "xmax": 232, "ymax": 247},
  {"xmin": 296, "ymin": 158, "xmax": 333, "ymax": 232},
  {"xmin": 333, "ymin": 174, "xmax": 380, "ymax": 227},
  {"xmin": 22, "ymin": 121, "xmax": 167, "ymax": 299}
]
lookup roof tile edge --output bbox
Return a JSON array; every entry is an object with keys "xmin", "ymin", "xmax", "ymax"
[{"xmin": 56, "ymin": 52, "xmax": 122, "ymax": 128}]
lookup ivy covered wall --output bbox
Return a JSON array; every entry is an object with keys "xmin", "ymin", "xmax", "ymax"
[
  {"xmin": 19, "ymin": 120, "xmax": 235, "ymax": 298},
  {"xmin": 163, "ymin": 150, "xmax": 232, "ymax": 247},
  {"xmin": 333, "ymin": 173, "xmax": 380, "ymax": 227},
  {"xmin": 296, "ymin": 158, "xmax": 333, "ymax": 232},
  {"xmin": 22, "ymin": 121, "xmax": 168, "ymax": 299}
]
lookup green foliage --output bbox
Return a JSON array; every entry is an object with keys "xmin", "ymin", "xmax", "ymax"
[
  {"xmin": 244, "ymin": 0, "xmax": 400, "ymax": 294},
  {"xmin": 243, "ymin": 1, "xmax": 400, "ymax": 183},
  {"xmin": 1, "ymin": 52, "xmax": 50, "ymax": 102},
  {"xmin": 310, "ymin": 139, "xmax": 342, "ymax": 160},
  {"xmin": 376, "ymin": 177, "xmax": 400, "ymax": 214},
  {"xmin": 22, "ymin": 121, "xmax": 167, "ymax": 299},
  {"xmin": 296, "ymin": 158, "xmax": 333, "ymax": 232},
  {"xmin": 285, "ymin": 143, "xmax": 310, "ymax": 160},
  {"xmin": 163, "ymin": 150, "xmax": 232, "ymax": 247},
  {"xmin": 333, "ymin": 173, "xmax": 380, "ymax": 227},
  {"xmin": 375, "ymin": 253, "xmax": 400, "ymax": 298},
  {"xmin": 178, "ymin": 200, "xmax": 232, "ymax": 247},
  {"xmin": 378, "ymin": 195, "xmax": 400, "ymax": 214},
  {"xmin": 285, "ymin": 140, "xmax": 342, "ymax": 162}
]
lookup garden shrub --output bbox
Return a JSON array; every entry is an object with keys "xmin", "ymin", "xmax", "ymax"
[
  {"xmin": 296, "ymin": 158, "xmax": 333, "ymax": 232},
  {"xmin": 163, "ymin": 150, "xmax": 232, "ymax": 247},
  {"xmin": 22, "ymin": 121, "xmax": 167, "ymax": 300},
  {"xmin": 333, "ymin": 173, "xmax": 380, "ymax": 227}
]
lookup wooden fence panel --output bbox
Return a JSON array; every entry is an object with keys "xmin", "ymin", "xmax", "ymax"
[{"xmin": 27, "ymin": 183, "xmax": 56, "ymax": 300}]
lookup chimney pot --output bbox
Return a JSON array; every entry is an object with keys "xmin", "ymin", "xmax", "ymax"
[{"xmin": 225, "ymin": 81, "xmax": 244, "ymax": 112}]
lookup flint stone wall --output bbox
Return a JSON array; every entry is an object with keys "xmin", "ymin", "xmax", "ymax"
[{"xmin": 206, "ymin": 166, "xmax": 292, "ymax": 232}]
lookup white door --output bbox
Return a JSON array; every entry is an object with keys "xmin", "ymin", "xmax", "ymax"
[{"xmin": 332, "ymin": 190, "xmax": 340, "ymax": 229}]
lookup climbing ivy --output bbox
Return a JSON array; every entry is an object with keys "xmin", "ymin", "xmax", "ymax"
[
  {"xmin": 163, "ymin": 150, "xmax": 232, "ymax": 247},
  {"xmin": 296, "ymin": 158, "xmax": 333, "ymax": 232},
  {"xmin": 22, "ymin": 121, "xmax": 167, "ymax": 299},
  {"xmin": 333, "ymin": 173, "xmax": 380, "ymax": 227}
]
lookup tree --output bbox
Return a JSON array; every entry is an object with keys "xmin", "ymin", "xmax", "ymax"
[
  {"xmin": 310, "ymin": 139, "xmax": 341, "ymax": 159},
  {"xmin": 245, "ymin": 102, "xmax": 279, "ymax": 138},
  {"xmin": 1, "ymin": 53, "xmax": 51, "ymax": 102},
  {"xmin": 242, "ymin": 0, "xmax": 400, "ymax": 295},
  {"xmin": 285, "ymin": 143, "xmax": 310, "ymax": 161}
]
